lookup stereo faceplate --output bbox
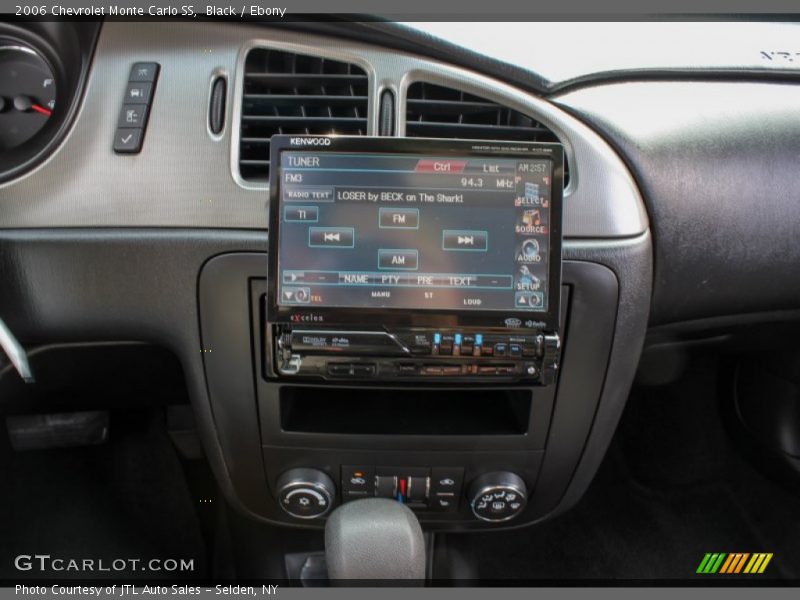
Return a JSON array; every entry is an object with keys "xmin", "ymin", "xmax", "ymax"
[{"xmin": 269, "ymin": 325, "xmax": 560, "ymax": 384}]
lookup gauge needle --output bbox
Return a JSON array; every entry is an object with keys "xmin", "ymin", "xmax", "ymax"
[
  {"xmin": 12, "ymin": 95, "xmax": 52, "ymax": 116},
  {"xmin": 30, "ymin": 103, "xmax": 52, "ymax": 117}
]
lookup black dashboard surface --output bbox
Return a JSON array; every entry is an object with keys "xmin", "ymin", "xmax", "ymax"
[{"xmin": 555, "ymin": 81, "xmax": 800, "ymax": 326}]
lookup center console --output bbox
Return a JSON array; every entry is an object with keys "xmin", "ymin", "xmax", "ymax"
[
  {"xmin": 255, "ymin": 136, "xmax": 568, "ymax": 526},
  {"xmin": 197, "ymin": 128, "xmax": 649, "ymax": 533}
]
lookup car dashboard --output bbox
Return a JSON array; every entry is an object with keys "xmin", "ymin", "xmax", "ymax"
[{"xmin": 1, "ymin": 17, "xmax": 799, "ymax": 554}]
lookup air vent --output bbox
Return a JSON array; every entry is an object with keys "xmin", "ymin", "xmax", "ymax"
[
  {"xmin": 238, "ymin": 48, "xmax": 369, "ymax": 182},
  {"xmin": 405, "ymin": 82, "xmax": 568, "ymax": 185}
]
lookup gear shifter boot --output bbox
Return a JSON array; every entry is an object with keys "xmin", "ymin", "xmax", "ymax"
[{"xmin": 324, "ymin": 498, "xmax": 425, "ymax": 581}]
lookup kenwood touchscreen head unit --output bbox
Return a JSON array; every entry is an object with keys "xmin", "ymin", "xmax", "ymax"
[{"xmin": 266, "ymin": 135, "xmax": 564, "ymax": 384}]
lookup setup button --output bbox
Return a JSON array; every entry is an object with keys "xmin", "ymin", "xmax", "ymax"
[{"xmin": 308, "ymin": 227, "xmax": 354, "ymax": 248}]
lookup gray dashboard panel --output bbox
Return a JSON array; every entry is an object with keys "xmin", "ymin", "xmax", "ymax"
[
  {"xmin": 0, "ymin": 21, "xmax": 646, "ymax": 239},
  {"xmin": 555, "ymin": 81, "xmax": 800, "ymax": 324}
]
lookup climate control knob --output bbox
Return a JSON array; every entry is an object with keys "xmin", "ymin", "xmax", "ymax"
[
  {"xmin": 276, "ymin": 468, "xmax": 336, "ymax": 519},
  {"xmin": 468, "ymin": 471, "xmax": 527, "ymax": 523}
]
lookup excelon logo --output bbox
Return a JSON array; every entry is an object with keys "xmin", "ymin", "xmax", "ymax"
[{"xmin": 289, "ymin": 137, "xmax": 331, "ymax": 146}]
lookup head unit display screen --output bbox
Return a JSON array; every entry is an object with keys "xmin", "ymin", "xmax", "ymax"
[{"xmin": 269, "ymin": 136, "xmax": 563, "ymax": 327}]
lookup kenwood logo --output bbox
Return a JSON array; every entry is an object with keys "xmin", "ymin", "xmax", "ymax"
[{"xmin": 290, "ymin": 137, "xmax": 331, "ymax": 146}]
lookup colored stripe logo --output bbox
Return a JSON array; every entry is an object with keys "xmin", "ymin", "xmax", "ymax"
[{"xmin": 697, "ymin": 553, "xmax": 773, "ymax": 574}]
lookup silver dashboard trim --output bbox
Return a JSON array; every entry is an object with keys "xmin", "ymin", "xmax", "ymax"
[
  {"xmin": 0, "ymin": 21, "xmax": 647, "ymax": 239},
  {"xmin": 227, "ymin": 33, "xmax": 648, "ymax": 238}
]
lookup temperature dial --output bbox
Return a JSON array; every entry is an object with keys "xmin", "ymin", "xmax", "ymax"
[
  {"xmin": 276, "ymin": 468, "xmax": 336, "ymax": 520},
  {"xmin": 468, "ymin": 472, "xmax": 527, "ymax": 523}
]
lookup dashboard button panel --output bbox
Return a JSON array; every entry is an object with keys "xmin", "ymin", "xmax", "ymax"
[{"xmin": 114, "ymin": 62, "xmax": 159, "ymax": 154}]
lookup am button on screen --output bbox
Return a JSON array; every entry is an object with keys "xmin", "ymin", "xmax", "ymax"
[{"xmin": 378, "ymin": 249, "xmax": 419, "ymax": 271}]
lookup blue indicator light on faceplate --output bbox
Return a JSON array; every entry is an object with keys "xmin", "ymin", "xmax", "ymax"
[
  {"xmin": 454, "ymin": 334, "xmax": 462, "ymax": 345},
  {"xmin": 475, "ymin": 334, "xmax": 483, "ymax": 346},
  {"xmin": 434, "ymin": 332, "xmax": 442, "ymax": 345}
]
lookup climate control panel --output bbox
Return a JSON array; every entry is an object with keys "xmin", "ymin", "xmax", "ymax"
[
  {"xmin": 341, "ymin": 465, "xmax": 465, "ymax": 512},
  {"xmin": 274, "ymin": 467, "xmax": 529, "ymax": 524}
]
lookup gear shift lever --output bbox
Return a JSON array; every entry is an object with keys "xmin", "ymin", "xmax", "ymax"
[{"xmin": 324, "ymin": 498, "xmax": 426, "ymax": 581}]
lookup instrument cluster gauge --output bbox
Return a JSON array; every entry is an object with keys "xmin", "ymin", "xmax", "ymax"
[{"xmin": 0, "ymin": 45, "xmax": 56, "ymax": 152}]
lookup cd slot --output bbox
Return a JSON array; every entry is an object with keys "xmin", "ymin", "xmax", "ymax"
[{"xmin": 279, "ymin": 386, "xmax": 531, "ymax": 436}]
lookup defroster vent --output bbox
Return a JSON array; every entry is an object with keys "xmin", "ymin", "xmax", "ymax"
[
  {"xmin": 405, "ymin": 82, "xmax": 568, "ymax": 184},
  {"xmin": 238, "ymin": 48, "xmax": 369, "ymax": 182}
]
